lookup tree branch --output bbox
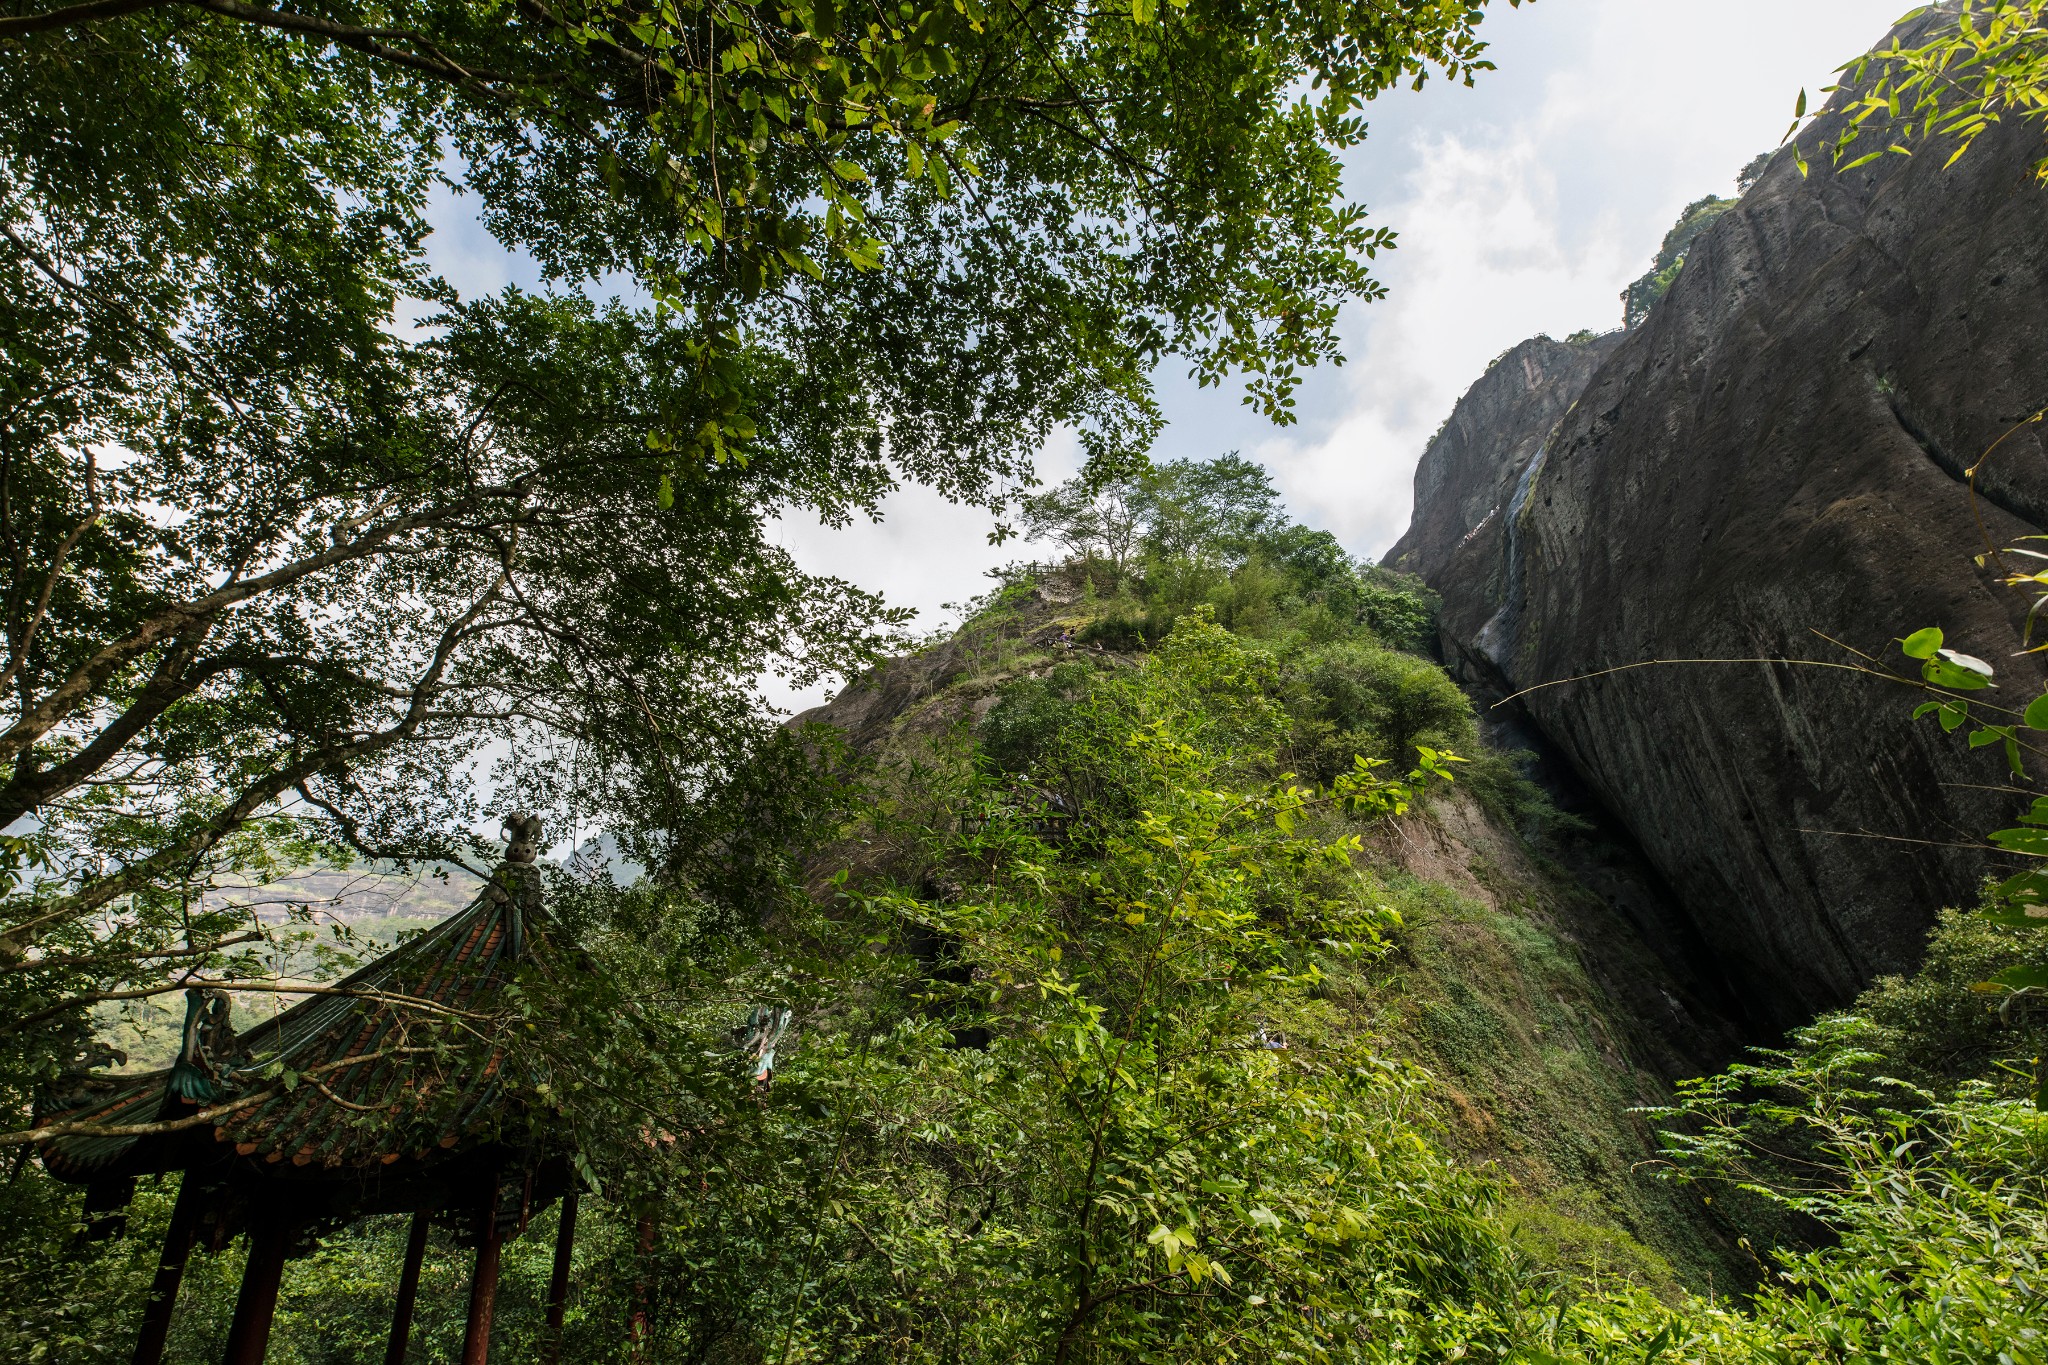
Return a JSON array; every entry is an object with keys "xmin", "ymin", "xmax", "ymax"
[
  {"xmin": 0, "ymin": 565, "xmax": 508, "ymax": 951},
  {"xmin": 3, "ymin": 976, "xmax": 499, "ymax": 1035},
  {"xmin": 1, "ymin": 1041, "xmax": 436, "ymax": 1147},
  {"xmin": 0, "ymin": 501, "xmax": 466, "ymax": 773},
  {"xmin": 0, "ymin": 448, "xmax": 101, "ymax": 702},
  {"xmin": 0, "ymin": 0, "xmax": 171, "ymax": 39},
  {"xmin": 1, "ymin": 930, "xmax": 262, "ymax": 974},
  {"xmin": 0, "ymin": 620, "xmax": 226, "ymax": 832},
  {"xmin": 183, "ymin": 0, "xmax": 528, "ymax": 92}
]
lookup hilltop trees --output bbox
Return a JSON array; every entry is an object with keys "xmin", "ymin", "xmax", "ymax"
[{"xmin": 1020, "ymin": 455, "xmax": 1438, "ymax": 650}]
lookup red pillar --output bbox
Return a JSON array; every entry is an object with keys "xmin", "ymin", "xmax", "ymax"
[
  {"xmin": 541, "ymin": 1192, "xmax": 579, "ymax": 1365},
  {"xmin": 382, "ymin": 1211, "xmax": 431, "ymax": 1365},
  {"xmin": 459, "ymin": 1199, "xmax": 503, "ymax": 1365},
  {"xmin": 220, "ymin": 1208, "xmax": 289, "ymax": 1365},
  {"xmin": 132, "ymin": 1175, "xmax": 204, "ymax": 1365}
]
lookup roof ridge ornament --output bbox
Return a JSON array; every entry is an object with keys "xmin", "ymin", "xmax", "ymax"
[{"xmin": 500, "ymin": 813, "xmax": 543, "ymax": 865}]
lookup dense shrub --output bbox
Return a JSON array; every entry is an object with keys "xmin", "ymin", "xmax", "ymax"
[{"xmin": 1283, "ymin": 639, "xmax": 1477, "ymax": 781}]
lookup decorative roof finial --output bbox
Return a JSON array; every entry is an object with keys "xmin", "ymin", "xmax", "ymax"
[{"xmin": 502, "ymin": 813, "xmax": 543, "ymax": 865}]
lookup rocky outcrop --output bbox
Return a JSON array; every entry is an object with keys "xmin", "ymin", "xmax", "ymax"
[
  {"xmin": 1384, "ymin": 333, "xmax": 1623, "ymax": 584},
  {"xmin": 1395, "ymin": 10, "xmax": 2048, "ymax": 1031}
]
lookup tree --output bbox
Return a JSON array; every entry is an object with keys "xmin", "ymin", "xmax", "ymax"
[
  {"xmin": 1787, "ymin": 1, "xmax": 2048, "ymax": 180},
  {"xmin": 1619, "ymin": 194, "xmax": 1736, "ymax": 330},
  {"xmin": 1019, "ymin": 479, "xmax": 1144, "ymax": 572},
  {"xmin": 1023, "ymin": 453, "xmax": 1286, "ymax": 571},
  {"xmin": 0, "ymin": 0, "xmax": 1523, "ymax": 1184},
  {"xmin": 1129, "ymin": 453, "xmax": 1288, "ymax": 564}
]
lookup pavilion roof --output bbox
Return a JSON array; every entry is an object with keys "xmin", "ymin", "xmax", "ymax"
[{"xmin": 39, "ymin": 858, "xmax": 550, "ymax": 1184}]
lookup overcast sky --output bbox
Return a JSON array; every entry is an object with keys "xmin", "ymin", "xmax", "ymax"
[{"xmin": 427, "ymin": 0, "xmax": 1908, "ymax": 711}]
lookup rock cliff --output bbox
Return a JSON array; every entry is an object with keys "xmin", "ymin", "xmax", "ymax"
[{"xmin": 1390, "ymin": 11, "xmax": 2048, "ymax": 1030}]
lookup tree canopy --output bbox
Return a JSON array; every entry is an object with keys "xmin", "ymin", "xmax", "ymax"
[{"xmin": 0, "ymin": 0, "xmax": 1522, "ymax": 1113}]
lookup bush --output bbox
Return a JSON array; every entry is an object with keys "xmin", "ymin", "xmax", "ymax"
[
  {"xmin": 977, "ymin": 661, "xmax": 1096, "ymax": 776},
  {"xmin": 1356, "ymin": 567, "xmax": 1440, "ymax": 653},
  {"xmin": 1283, "ymin": 640, "xmax": 1476, "ymax": 781},
  {"xmin": 1852, "ymin": 905, "xmax": 2048, "ymax": 1099}
]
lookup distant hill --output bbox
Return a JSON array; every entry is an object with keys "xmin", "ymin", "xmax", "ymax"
[{"xmin": 207, "ymin": 862, "xmax": 484, "ymax": 927}]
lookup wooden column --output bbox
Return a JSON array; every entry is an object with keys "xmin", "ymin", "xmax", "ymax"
[
  {"xmin": 132, "ymin": 1174, "xmax": 204, "ymax": 1365},
  {"xmin": 382, "ymin": 1212, "xmax": 432, "ymax": 1365},
  {"xmin": 220, "ymin": 1208, "xmax": 289, "ymax": 1365},
  {"xmin": 628, "ymin": 1214, "xmax": 655, "ymax": 1362},
  {"xmin": 541, "ymin": 1193, "xmax": 579, "ymax": 1365},
  {"xmin": 459, "ymin": 1197, "xmax": 504, "ymax": 1365}
]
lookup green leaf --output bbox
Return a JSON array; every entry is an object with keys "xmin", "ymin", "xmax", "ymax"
[
  {"xmin": 1996, "ymin": 867, "xmax": 2048, "ymax": 901},
  {"xmin": 1989, "ymin": 826, "xmax": 2048, "ymax": 856},
  {"xmin": 2023, "ymin": 692, "xmax": 2048, "ymax": 730},
  {"xmin": 1986, "ymin": 964, "xmax": 2048, "ymax": 990},
  {"xmin": 657, "ymin": 474, "xmax": 675, "ymax": 509},
  {"xmin": 1901, "ymin": 626, "xmax": 1944, "ymax": 660},
  {"xmin": 1939, "ymin": 647, "xmax": 1995, "ymax": 678},
  {"xmin": 1923, "ymin": 657, "xmax": 1993, "ymax": 691},
  {"xmin": 1978, "ymin": 899, "xmax": 2048, "ymax": 929}
]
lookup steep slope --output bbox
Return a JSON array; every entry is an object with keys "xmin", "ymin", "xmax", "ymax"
[
  {"xmin": 796, "ymin": 577, "xmax": 1741, "ymax": 1288},
  {"xmin": 1393, "ymin": 10, "xmax": 2048, "ymax": 1030}
]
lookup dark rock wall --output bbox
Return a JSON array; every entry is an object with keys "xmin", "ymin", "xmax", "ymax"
[
  {"xmin": 1384, "ymin": 333, "xmax": 1623, "ymax": 585},
  {"xmin": 1394, "ymin": 13, "xmax": 2048, "ymax": 1031}
]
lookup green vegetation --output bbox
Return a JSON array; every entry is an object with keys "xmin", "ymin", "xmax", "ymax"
[
  {"xmin": 6, "ymin": 483, "xmax": 2048, "ymax": 1358},
  {"xmin": 0, "ymin": 26, "xmax": 1545, "ymax": 1360},
  {"xmin": 1619, "ymin": 196, "xmax": 1738, "ymax": 330},
  {"xmin": 1790, "ymin": 0, "xmax": 2048, "ymax": 181},
  {"xmin": 3, "ymin": 0, "xmax": 2045, "ymax": 1349},
  {"xmin": 1021, "ymin": 454, "xmax": 1443, "ymax": 655},
  {"xmin": 0, "ymin": 0, "xmax": 1522, "ymax": 1187}
]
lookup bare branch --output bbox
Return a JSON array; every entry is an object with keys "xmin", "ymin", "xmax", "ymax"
[
  {"xmin": 4, "ymin": 976, "xmax": 499, "ymax": 1035},
  {"xmin": 0, "ymin": 620, "xmax": 227, "ymax": 831},
  {"xmin": 0, "ymin": 501, "xmax": 467, "ymax": 772},
  {"xmin": 0, "ymin": 1042, "xmax": 436, "ymax": 1147},
  {"xmin": 1, "ymin": 567, "xmax": 510, "ymax": 950},
  {"xmin": 1, "ymin": 930, "xmax": 263, "ymax": 975}
]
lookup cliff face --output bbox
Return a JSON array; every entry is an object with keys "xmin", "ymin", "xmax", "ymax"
[
  {"xmin": 1393, "ymin": 14, "xmax": 2048, "ymax": 1030},
  {"xmin": 1383, "ymin": 333, "xmax": 1623, "ymax": 586}
]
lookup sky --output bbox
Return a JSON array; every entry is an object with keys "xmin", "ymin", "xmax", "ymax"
[{"xmin": 425, "ymin": 0, "xmax": 1909, "ymax": 711}]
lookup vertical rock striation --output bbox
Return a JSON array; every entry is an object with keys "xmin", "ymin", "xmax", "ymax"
[
  {"xmin": 1393, "ymin": 11, "xmax": 2048, "ymax": 1030},
  {"xmin": 1384, "ymin": 334, "xmax": 1624, "ymax": 587}
]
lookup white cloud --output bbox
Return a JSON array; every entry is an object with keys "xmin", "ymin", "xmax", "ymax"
[
  {"xmin": 1228, "ymin": 0, "xmax": 1909, "ymax": 560},
  {"xmin": 1259, "ymin": 126, "xmax": 1638, "ymax": 554}
]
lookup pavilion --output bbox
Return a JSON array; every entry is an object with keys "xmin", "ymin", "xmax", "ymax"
[{"xmin": 35, "ymin": 816, "xmax": 582, "ymax": 1365}]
